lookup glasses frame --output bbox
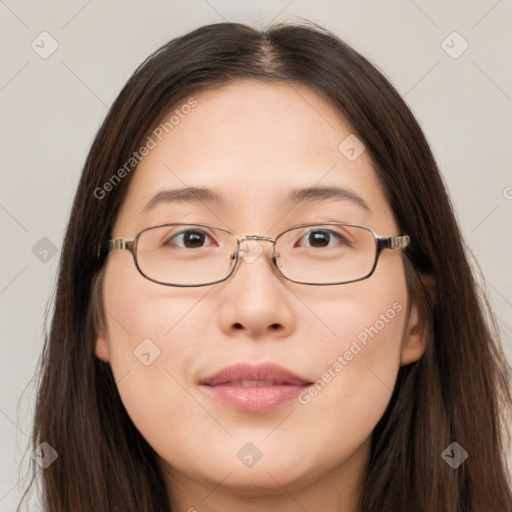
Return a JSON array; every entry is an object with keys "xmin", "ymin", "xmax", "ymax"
[{"xmin": 97, "ymin": 222, "xmax": 410, "ymax": 287}]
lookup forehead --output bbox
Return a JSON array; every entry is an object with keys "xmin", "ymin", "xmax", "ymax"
[{"xmin": 113, "ymin": 79, "xmax": 395, "ymax": 235}]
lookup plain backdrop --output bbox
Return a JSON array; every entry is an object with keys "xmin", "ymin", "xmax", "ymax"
[{"xmin": 1, "ymin": 1, "xmax": 511, "ymax": 510}]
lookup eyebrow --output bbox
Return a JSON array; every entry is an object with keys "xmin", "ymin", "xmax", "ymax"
[
  {"xmin": 141, "ymin": 185, "xmax": 371, "ymax": 214},
  {"xmin": 141, "ymin": 187, "xmax": 221, "ymax": 215},
  {"xmin": 288, "ymin": 186, "xmax": 371, "ymax": 212}
]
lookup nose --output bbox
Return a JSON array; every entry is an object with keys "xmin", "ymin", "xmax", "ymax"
[{"xmin": 217, "ymin": 238, "xmax": 295, "ymax": 339}]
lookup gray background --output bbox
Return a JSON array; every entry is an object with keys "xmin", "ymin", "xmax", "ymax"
[{"xmin": 1, "ymin": 1, "xmax": 511, "ymax": 509}]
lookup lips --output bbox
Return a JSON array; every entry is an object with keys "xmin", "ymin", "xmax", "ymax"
[
  {"xmin": 199, "ymin": 362, "xmax": 313, "ymax": 387},
  {"xmin": 199, "ymin": 363, "xmax": 314, "ymax": 412}
]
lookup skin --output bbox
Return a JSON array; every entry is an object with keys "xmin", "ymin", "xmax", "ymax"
[{"xmin": 95, "ymin": 79, "xmax": 427, "ymax": 512}]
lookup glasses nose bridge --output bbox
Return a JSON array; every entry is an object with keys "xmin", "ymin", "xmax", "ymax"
[
  {"xmin": 235, "ymin": 234, "xmax": 278, "ymax": 264},
  {"xmin": 237, "ymin": 234, "xmax": 276, "ymax": 244}
]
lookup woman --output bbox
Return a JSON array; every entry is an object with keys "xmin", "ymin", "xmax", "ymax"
[{"xmin": 20, "ymin": 20, "xmax": 512, "ymax": 511}]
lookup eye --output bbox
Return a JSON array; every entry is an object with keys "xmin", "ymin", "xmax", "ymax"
[
  {"xmin": 164, "ymin": 229, "xmax": 217, "ymax": 249},
  {"xmin": 295, "ymin": 228, "xmax": 349, "ymax": 249}
]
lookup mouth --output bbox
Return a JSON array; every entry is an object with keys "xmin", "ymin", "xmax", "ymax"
[
  {"xmin": 199, "ymin": 363, "xmax": 314, "ymax": 412},
  {"xmin": 211, "ymin": 380, "xmax": 295, "ymax": 387}
]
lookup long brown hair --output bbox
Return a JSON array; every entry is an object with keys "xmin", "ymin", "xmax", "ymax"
[{"xmin": 19, "ymin": 20, "xmax": 512, "ymax": 511}]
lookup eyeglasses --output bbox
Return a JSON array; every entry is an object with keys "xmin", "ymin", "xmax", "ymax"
[{"xmin": 97, "ymin": 222, "xmax": 410, "ymax": 287}]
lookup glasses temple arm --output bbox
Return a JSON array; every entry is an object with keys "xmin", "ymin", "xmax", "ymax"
[
  {"xmin": 97, "ymin": 238, "xmax": 132, "ymax": 259},
  {"xmin": 377, "ymin": 235, "xmax": 410, "ymax": 253}
]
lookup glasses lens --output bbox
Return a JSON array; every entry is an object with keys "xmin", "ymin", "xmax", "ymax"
[
  {"xmin": 276, "ymin": 224, "xmax": 377, "ymax": 284},
  {"xmin": 136, "ymin": 224, "xmax": 237, "ymax": 285}
]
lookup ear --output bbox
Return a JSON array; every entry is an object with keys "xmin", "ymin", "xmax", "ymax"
[
  {"xmin": 400, "ymin": 274, "xmax": 435, "ymax": 366},
  {"xmin": 95, "ymin": 325, "xmax": 111, "ymax": 362},
  {"xmin": 400, "ymin": 301, "xmax": 427, "ymax": 366},
  {"xmin": 92, "ymin": 268, "xmax": 110, "ymax": 362}
]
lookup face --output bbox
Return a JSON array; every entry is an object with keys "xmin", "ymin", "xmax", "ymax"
[{"xmin": 95, "ymin": 80, "xmax": 426, "ymax": 509}]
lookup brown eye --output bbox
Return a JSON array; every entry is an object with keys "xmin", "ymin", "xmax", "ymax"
[
  {"xmin": 295, "ymin": 229, "xmax": 348, "ymax": 249},
  {"xmin": 164, "ymin": 229, "xmax": 215, "ymax": 249}
]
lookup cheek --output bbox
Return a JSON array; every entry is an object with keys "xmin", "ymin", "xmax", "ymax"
[
  {"xmin": 102, "ymin": 253, "xmax": 212, "ymax": 349},
  {"xmin": 296, "ymin": 255, "xmax": 408, "ymax": 435},
  {"xmin": 99, "ymin": 258, "xmax": 210, "ymax": 434}
]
